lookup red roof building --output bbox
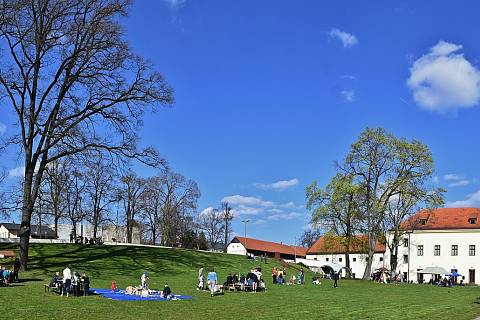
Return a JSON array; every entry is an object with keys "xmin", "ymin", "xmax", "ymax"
[
  {"xmin": 402, "ymin": 207, "xmax": 480, "ymax": 231},
  {"xmin": 307, "ymin": 235, "xmax": 386, "ymax": 255},
  {"xmin": 227, "ymin": 236, "xmax": 307, "ymax": 260}
]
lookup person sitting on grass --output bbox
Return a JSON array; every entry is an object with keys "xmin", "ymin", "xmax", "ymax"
[
  {"xmin": 162, "ymin": 283, "xmax": 172, "ymax": 299},
  {"xmin": 50, "ymin": 272, "xmax": 62, "ymax": 289},
  {"xmin": 224, "ymin": 273, "xmax": 234, "ymax": 287},
  {"xmin": 287, "ymin": 274, "xmax": 296, "ymax": 285}
]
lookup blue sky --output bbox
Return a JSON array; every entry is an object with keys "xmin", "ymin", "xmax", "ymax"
[{"xmin": 2, "ymin": 0, "xmax": 480, "ymax": 245}]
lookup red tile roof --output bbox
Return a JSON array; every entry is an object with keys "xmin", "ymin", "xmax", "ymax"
[
  {"xmin": 234, "ymin": 236, "xmax": 307, "ymax": 257},
  {"xmin": 402, "ymin": 207, "xmax": 480, "ymax": 230},
  {"xmin": 307, "ymin": 235, "xmax": 386, "ymax": 255}
]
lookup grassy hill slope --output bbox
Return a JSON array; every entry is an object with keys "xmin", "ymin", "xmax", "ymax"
[{"xmin": 1, "ymin": 243, "xmax": 479, "ymax": 320}]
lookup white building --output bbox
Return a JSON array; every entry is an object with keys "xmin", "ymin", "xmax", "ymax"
[
  {"xmin": 306, "ymin": 235, "xmax": 387, "ymax": 279},
  {"xmin": 390, "ymin": 207, "xmax": 480, "ymax": 285}
]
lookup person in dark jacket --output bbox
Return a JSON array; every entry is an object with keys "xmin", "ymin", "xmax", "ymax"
[
  {"xmin": 81, "ymin": 273, "xmax": 90, "ymax": 296},
  {"xmin": 333, "ymin": 271, "xmax": 339, "ymax": 288},
  {"xmin": 13, "ymin": 258, "xmax": 21, "ymax": 282},
  {"xmin": 162, "ymin": 283, "xmax": 172, "ymax": 299}
]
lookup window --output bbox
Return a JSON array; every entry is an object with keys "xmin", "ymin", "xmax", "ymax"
[
  {"xmin": 470, "ymin": 245, "xmax": 476, "ymax": 256},
  {"xmin": 339, "ymin": 258, "xmax": 342, "ymax": 262},
  {"xmin": 468, "ymin": 218, "xmax": 477, "ymax": 224},
  {"xmin": 379, "ymin": 257, "xmax": 383, "ymax": 262},
  {"xmin": 314, "ymin": 257, "xmax": 317, "ymax": 261},
  {"xmin": 403, "ymin": 238, "xmax": 409, "ymax": 247},
  {"xmin": 420, "ymin": 219, "xmax": 428, "ymax": 225},
  {"xmin": 403, "ymin": 255, "xmax": 408, "ymax": 264},
  {"xmin": 434, "ymin": 245, "xmax": 440, "ymax": 256},
  {"xmin": 451, "ymin": 245, "xmax": 458, "ymax": 256},
  {"xmin": 353, "ymin": 257, "xmax": 357, "ymax": 262},
  {"xmin": 417, "ymin": 245, "xmax": 424, "ymax": 256},
  {"xmin": 326, "ymin": 258, "xmax": 329, "ymax": 262}
]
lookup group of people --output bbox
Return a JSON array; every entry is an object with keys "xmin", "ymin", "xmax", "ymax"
[
  {"xmin": 197, "ymin": 266, "xmax": 267, "ymax": 297},
  {"xmin": 70, "ymin": 234, "xmax": 103, "ymax": 245},
  {"xmin": 271, "ymin": 267, "xmax": 305, "ymax": 285},
  {"xmin": 50, "ymin": 266, "xmax": 90, "ymax": 297},
  {"xmin": 0, "ymin": 258, "xmax": 21, "ymax": 286}
]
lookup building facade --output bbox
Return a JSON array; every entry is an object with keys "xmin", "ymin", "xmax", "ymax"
[
  {"xmin": 391, "ymin": 207, "xmax": 480, "ymax": 285},
  {"xmin": 306, "ymin": 235, "xmax": 386, "ymax": 279}
]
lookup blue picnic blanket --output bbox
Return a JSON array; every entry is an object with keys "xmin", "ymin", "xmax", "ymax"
[{"xmin": 91, "ymin": 288, "xmax": 192, "ymax": 301}]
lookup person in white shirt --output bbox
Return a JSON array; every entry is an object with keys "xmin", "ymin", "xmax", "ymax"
[
  {"xmin": 62, "ymin": 266, "xmax": 72, "ymax": 297},
  {"xmin": 141, "ymin": 272, "xmax": 149, "ymax": 289}
]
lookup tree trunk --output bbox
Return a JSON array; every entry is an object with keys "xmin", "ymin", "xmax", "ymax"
[
  {"xmin": 362, "ymin": 233, "xmax": 376, "ymax": 279},
  {"xmin": 19, "ymin": 164, "xmax": 35, "ymax": 271},
  {"xmin": 345, "ymin": 251, "xmax": 351, "ymax": 278}
]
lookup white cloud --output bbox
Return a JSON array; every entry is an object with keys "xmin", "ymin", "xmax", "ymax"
[
  {"xmin": 340, "ymin": 90, "xmax": 355, "ymax": 102},
  {"xmin": 163, "ymin": 0, "xmax": 186, "ymax": 9},
  {"xmin": 222, "ymin": 195, "xmax": 274, "ymax": 207},
  {"xmin": 0, "ymin": 123, "xmax": 6, "ymax": 135},
  {"xmin": 253, "ymin": 219, "xmax": 267, "ymax": 225},
  {"xmin": 8, "ymin": 166, "xmax": 24, "ymax": 177},
  {"xmin": 443, "ymin": 173, "xmax": 471, "ymax": 187},
  {"xmin": 254, "ymin": 178, "xmax": 299, "ymax": 191},
  {"xmin": 199, "ymin": 206, "xmax": 217, "ymax": 217},
  {"xmin": 279, "ymin": 201, "xmax": 296, "ymax": 209},
  {"xmin": 407, "ymin": 40, "xmax": 480, "ymax": 112},
  {"xmin": 267, "ymin": 212, "xmax": 303, "ymax": 221},
  {"xmin": 328, "ymin": 28, "xmax": 358, "ymax": 48},
  {"xmin": 445, "ymin": 190, "xmax": 480, "ymax": 207},
  {"xmin": 232, "ymin": 205, "xmax": 263, "ymax": 216}
]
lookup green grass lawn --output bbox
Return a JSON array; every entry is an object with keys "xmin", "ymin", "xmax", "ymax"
[{"xmin": 1, "ymin": 243, "xmax": 479, "ymax": 320}]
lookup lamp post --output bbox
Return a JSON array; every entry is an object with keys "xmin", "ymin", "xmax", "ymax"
[{"xmin": 241, "ymin": 219, "xmax": 250, "ymax": 256}]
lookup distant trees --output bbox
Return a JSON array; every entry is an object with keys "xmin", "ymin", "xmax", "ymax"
[
  {"xmin": 306, "ymin": 127, "xmax": 444, "ymax": 278},
  {"xmin": 198, "ymin": 207, "xmax": 224, "ymax": 250}
]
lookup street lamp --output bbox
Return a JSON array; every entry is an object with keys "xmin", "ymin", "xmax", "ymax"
[{"xmin": 241, "ymin": 219, "xmax": 250, "ymax": 256}]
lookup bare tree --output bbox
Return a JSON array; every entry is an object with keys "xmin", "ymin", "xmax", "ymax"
[
  {"xmin": 140, "ymin": 175, "xmax": 163, "ymax": 245},
  {"xmin": 44, "ymin": 158, "xmax": 68, "ymax": 237},
  {"xmin": 221, "ymin": 202, "xmax": 233, "ymax": 252},
  {"xmin": 158, "ymin": 170, "xmax": 200, "ymax": 247},
  {"xmin": 64, "ymin": 166, "xmax": 87, "ymax": 240},
  {"xmin": 118, "ymin": 172, "xmax": 145, "ymax": 243},
  {"xmin": 0, "ymin": 0, "xmax": 172, "ymax": 269},
  {"xmin": 84, "ymin": 152, "xmax": 115, "ymax": 238},
  {"xmin": 198, "ymin": 207, "xmax": 223, "ymax": 250}
]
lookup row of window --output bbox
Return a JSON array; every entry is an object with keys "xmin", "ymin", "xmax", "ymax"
[
  {"xmin": 416, "ymin": 244, "xmax": 476, "ymax": 256},
  {"xmin": 322, "ymin": 256, "xmax": 384, "ymax": 262}
]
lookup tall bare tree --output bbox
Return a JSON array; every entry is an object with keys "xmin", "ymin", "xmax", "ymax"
[
  {"xmin": 0, "ymin": 0, "xmax": 172, "ymax": 269},
  {"xmin": 118, "ymin": 172, "xmax": 145, "ymax": 243},
  {"xmin": 44, "ymin": 158, "xmax": 68, "ymax": 237},
  {"xmin": 84, "ymin": 152, "xmax": 115, "ymax": 238},
  {"xmin": 158, "ymin": 170, "xmax": 200, "ymax": 246},
  {"xmin": 221, "ymin": 201, "xmax": 233, "ymax": 252},
  {"xmin": 198, "ymin": 207, "xmax": 223, "ymax": 250}
]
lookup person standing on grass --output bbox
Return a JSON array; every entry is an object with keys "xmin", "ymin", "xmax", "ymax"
[
  {"xmin": 62, "ymin": 265, "xmax": 72, "ymax": 297},
  {"xmin": 272, "ymin": 267, "xmax": 278, "ymax": 285},
  {"xmin": 333, "ymin": 271, "xmax": 339, "ymax": 288},
  {"xmin": 81, "ymin": 273, "xmax": 90, "ymax": 296},
  {"xmin": 207, "ymin": 268, "xmax": 217, "ymax": 297},
  {"xmin": 13, "ymin": 258, "xmax": 20, "ymax": 282},
  {"xmin": 141, "ymin": 271, "xmax": 149, "ymax": 289}
]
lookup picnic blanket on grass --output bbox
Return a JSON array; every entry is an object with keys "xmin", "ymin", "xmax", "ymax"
[{"xmin": 91, "ymin": 288, "xmax": 192, "ymax": 301}]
